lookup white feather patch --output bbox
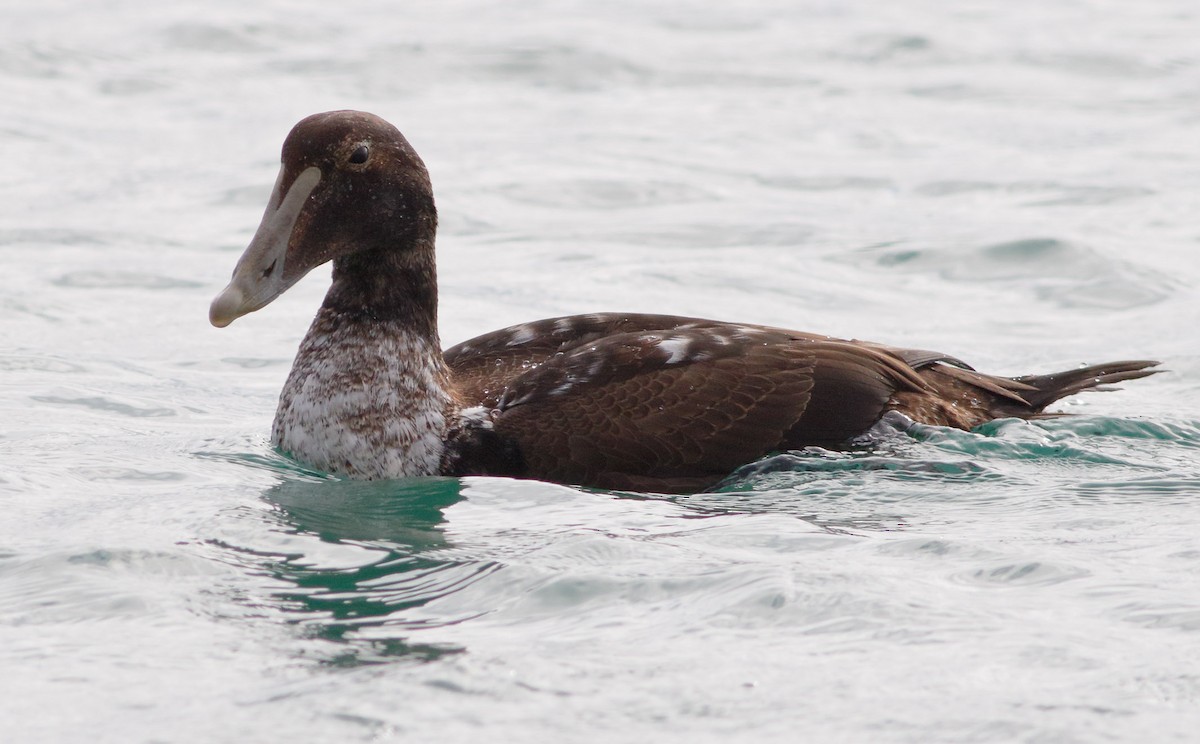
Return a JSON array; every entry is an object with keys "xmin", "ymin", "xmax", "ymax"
[
  {"xmin": 505, "ymin": 323, "xmax": 538, "ymax": 346},
  {"xmin": 657, "ymin": 336, "xmax": 693, "ymax": 364}
]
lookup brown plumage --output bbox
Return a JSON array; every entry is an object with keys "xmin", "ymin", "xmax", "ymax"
[
  {"xmin": 209, "ymin": 110, "xmax": 1161, "ymax": 494},
  {"xmin": 443, "ymin": 313, "xmax": 1158, "ymax": 491}
]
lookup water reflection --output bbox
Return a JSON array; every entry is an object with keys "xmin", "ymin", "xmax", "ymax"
[
  {"xmin": 265, "ymin": 476, "xmax": 464, "ymax": 546},
  {"xmin": 254, "ymin": 476, "xmax": 485, "ymax": 665},
  {"xmin": 215, "ymin": 410, "xmax": 1199, "ymax": 668}
]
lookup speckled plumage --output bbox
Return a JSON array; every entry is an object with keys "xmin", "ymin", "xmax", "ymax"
[
  {"xmin": 272, "ymin": 308, "xmax": 455, "ymax": 479},
  {"xmin": 211, "ymin": 111, "xmax": 1161, "ymax": 494}
]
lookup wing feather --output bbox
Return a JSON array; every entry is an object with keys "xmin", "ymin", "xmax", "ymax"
[{"xmin": 487, "ymin": 327, "xmax": 919, "ymax": 491}]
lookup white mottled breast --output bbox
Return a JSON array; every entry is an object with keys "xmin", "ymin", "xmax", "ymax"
[{"xmin": 272, "ymin": 312, "xmax": 455, "ymax": 479}]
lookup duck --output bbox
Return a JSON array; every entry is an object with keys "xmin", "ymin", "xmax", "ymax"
[{"xmin": 209, "ymin": 110, "xmax": 1160, "ymax": 494}]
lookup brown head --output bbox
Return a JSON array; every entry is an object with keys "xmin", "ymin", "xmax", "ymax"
[{"xmin": 209, "ymin": 111, "xmax": 437, "ymax": 327}]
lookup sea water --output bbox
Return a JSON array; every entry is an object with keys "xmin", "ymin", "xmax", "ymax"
[{"xmin": 2, "ymin": 0, "xmax": 1199, "ymax": 741}]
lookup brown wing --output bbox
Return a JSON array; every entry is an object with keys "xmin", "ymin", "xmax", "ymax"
[
  {"xmin": 445, "ymin": 314, "xmax": 1160, "ymax": 490},
  {"xmin": 444, "ymin": 312, "xmax": 836, "ymax": 408},
  {"xmin": 487, "ymin": 326, "xmax": 926, "ymax": 492}
]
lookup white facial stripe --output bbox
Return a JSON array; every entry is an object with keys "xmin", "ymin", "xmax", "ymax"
[
  {"xmin": 263, "ymin": 164, "xmax": 286, "ymax": 212},
  {"xmin": 209, "ymin": 165, "xmax": 322, "ymax": 327},
  {"xmin": 247, "ymin": 165, "xmax": 321, "ymax": 262}
]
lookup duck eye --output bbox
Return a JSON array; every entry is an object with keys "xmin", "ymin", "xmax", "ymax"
[{"xmin": 349, "ymin": 145, "xmax": 369, "ymax": 165}]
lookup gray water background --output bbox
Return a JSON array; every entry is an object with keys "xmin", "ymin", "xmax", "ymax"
[{"xmin": 2, "ymin": 1, "xmax": 1199, "ymax": 741}]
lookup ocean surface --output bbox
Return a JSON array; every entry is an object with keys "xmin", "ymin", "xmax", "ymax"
[{"xmin": 2, "ymin": 1, "xmax": 1199, "ymax": 741}]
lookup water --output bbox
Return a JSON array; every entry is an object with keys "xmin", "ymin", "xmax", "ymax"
[{"xmin": 3, "ymin": 0, "xmax": 1199, "ymax": 741}]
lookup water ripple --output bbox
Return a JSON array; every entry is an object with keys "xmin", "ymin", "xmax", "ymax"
[
  {"xmin": 31, "ymin": 395, "xmax": 176, "ymax": 418},
  {"xmin": 951, "ymin": 561, "xmax": 1090, "ymax": 588},
  {"xmin": 855, "ymin": 237, "xmax": 1174, "ymax": 309},
  {"xmin": 52, "ymin": 271, "xmax": 204, "ymax": 290}
]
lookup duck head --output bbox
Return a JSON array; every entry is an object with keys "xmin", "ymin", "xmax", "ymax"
[{"xmin": 209, "ymin": 110, "xmax": 436, "ymax": 327}]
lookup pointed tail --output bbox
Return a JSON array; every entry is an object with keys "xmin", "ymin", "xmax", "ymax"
[{"xmin": 1013, "ymin": 360, "xmax": 1162, "ymax": 412}]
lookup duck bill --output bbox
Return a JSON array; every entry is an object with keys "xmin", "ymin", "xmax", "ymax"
[{"xmin": 209, "ymin": 165, "xmax": 322, "ymax": 327}]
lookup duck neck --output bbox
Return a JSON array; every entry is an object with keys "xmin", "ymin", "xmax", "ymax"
[
  {"xmin": 323, "ymin": 239, "xmax": 441, "ymax": 344},
  {"xmin": 272, "ymin": 239, "xmax": 463, "ymax": 479}
]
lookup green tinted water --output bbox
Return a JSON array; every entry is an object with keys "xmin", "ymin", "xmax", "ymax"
[{"xmin": 3, "ymin": 1, "xmax": 1199, "ymax": 742}]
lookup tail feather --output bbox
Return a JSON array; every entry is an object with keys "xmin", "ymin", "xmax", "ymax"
[
  {"xmin": 892, "ymin": 357, "xmax": 1160, "ymax": 429},
  {"xmin": 1013, "ymin": 360, "xmax": 1161, "ymax": 411},
  {"xmin": 935, "ymin": 363, "xmax": 1036, "ymax": 405}
]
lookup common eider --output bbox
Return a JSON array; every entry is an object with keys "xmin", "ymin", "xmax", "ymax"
[{"xmin": 209, "ymin": 110, "xmax": 1160, "ymax": 493}]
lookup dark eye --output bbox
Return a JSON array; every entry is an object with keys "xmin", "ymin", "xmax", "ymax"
[{"xmin": 349, "ymin": 145, "xmax": 369, "ymax": 165}]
